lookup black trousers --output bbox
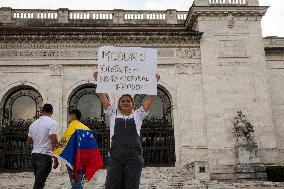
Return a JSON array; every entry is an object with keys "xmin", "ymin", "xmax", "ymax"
[
  {"xmin": 31, "ymin": 153, "xmax": 52, "ymax": 189},
  {"xmin": 106, "ymin": 157, "xmax": 142, "ymax": 189}
]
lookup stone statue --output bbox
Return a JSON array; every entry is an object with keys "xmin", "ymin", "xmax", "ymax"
[
  {"xmin": 232, "ymin": 111, "xmax": 266, "ymax": 179},
  {"xmin": 232, "ymin": 111, "xmax": 254, "ymax": 144}
]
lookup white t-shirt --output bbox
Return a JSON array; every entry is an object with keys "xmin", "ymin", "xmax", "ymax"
[
  {"xmin": 28, "ymin": 116, "xmax": 57, "ymax": 156},
  {"xmin": 105, "ymin": 106, "xmax": 148, "ymax": 143}
]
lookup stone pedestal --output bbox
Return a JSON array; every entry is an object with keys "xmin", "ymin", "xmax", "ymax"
[
  {"xmin": 236, "ymin": 143, "xmax": 260, "ymax": 164},
  {"xmin": 235, "ymin": 143, "xmax": 266, "ymax": 179}
]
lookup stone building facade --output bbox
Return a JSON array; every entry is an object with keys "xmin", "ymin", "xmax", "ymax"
[{"xmin": 0, "ymin": 0, "xmax": 283, "ymax": 180}]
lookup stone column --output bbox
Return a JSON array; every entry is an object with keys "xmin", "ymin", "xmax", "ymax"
[
  {"xmin": 0, "ymin": 7, "xmax": 12, "ymax": 24},
  {"xmin": 48, "ymin": 65, "xmax": 63, "ymax": 140},
  {"xmin": 175, "ymin": 63, "xmax": 190, "ymax": 166},
  {"xmin": 48, "ymin": 64, "xmax": 63, "ymax": 172},
  {"xmin": 113, "ymin": 9, "xmax": 124, "ymax": 24},
  {"xmin": 57, "ymin": 8, "xmax": 69, "ymax": 24},
  {"xmin": 175, "ymin": 48, "xmax": 209, "ymax": 167},
  {"xmin": 166, "ymin": 9, "xmax": 177, "ymax": 24}
]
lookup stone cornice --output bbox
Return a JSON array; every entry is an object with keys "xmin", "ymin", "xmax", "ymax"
[
  {"xmin": 264, "ymin": 37, "xmax": 284, "ymax": 48},
  {"xmin": 186, "ymin": 6, "xmax": 269, "ymax": 29},
  {"xmin": 0, "ymin": 27, "xmax": 202, "ymax": 48}
]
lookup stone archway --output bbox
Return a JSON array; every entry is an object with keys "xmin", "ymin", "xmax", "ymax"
[{"xmin": 0, "ymin": 85, "xmax": 43, "ymax": 171}]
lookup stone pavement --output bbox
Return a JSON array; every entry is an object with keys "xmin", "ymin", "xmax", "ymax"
[{"xmin": 0, "ymin": 168, "xmax": 284, "ymax": 189}]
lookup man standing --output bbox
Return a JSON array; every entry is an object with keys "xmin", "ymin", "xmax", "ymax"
[
  {"xmin": 27, "ymin": 104, "xmax": 59, "ymax": 189},
  {"xmin": 66, "ymin": 109, "xmax": 84, "ymax": 189},
  {"xmin": 53, "ymin": 108, "xmax": 103, "ymax": 189}
]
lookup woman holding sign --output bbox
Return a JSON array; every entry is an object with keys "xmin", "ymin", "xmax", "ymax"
[{"xmin": 93, "ymin": 72, "xmax": 160, "ymax": 189}]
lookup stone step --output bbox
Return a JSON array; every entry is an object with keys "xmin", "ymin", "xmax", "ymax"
[{"xmin": 1, "ymin": 168, "xmax": 284, "ymax": 189}]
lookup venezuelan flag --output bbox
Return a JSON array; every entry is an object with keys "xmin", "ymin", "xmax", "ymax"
[{"xmin": 53, "ymin": 120, "xmax": 103, "ymax": 181}]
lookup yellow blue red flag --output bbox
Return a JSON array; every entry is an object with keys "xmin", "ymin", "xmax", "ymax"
[{"xmin": 53, "ymin": 120, "xmax": 103, "ymax": 181}]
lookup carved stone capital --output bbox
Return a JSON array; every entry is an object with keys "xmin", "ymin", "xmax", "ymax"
[
  {"xmin": 190, "ymin": 63, "xmax": 202, "ymax": 74},
  {"xmin": 176, "ymin": 48, "xmax": 200, "ymax": 59},
  {"xmin": 49, "ymin": 64, "xmax": 63, "ymax": 76},
  {"xmin": 20, "ymin": 79, "xmax": 28, "ymax": 85},
  {"xmin": 226, "ymin": 14, "xmax": 235, "ymax": 29},
  {"xmin": 176, "ymin": 64, "xmax": 189, "ymax": 74}
]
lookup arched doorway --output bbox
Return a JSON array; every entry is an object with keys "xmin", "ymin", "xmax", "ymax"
[
  {"xmin": 68, "ymin": 84, "xmax": 109, "ymax": 165},
  {"xmin": 134, "ymin": 86, "xmax": 175, "ymax": 166},
  {"xmin": 1, "ymin": 86, "xmax": 43, "ymax": 171}
]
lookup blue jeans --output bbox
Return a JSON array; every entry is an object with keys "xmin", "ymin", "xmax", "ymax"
[{"xmin": 67, "ymin": 166, "xmax": 84, "ymax": 189}]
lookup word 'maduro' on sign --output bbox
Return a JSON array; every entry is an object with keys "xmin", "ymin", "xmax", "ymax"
[
  {"xmin": 97, "ymin": 47, "xmax": 157, "ymax": 95},
  {"xmin": 101, "ymin": 51, "xmax": 146, "ymax": 62}
]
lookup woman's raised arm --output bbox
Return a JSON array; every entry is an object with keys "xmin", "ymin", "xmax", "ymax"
[
  {"xmin": 98, "ymin": 93, "xmax": 110, "ymax": 111},
  {"xmin": 142, "ymin": 73, "xmax": 160, "ymax": 112},
  {"xmin": 142, "ymin": 95, "xmax": 154, "ymax": 112}
]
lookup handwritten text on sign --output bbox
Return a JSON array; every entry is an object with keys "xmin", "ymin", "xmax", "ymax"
[{"xmin": 97, "ymin": 47, "xmax": 157, "ymax": 95}]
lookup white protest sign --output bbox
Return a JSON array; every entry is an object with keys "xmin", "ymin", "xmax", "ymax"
[{"xmin": 96, "ymin": 46, "xmax": 157, "ymax": 95}]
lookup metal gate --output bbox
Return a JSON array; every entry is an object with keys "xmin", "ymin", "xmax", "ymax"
[
  {"xmin": 0, "ymin": 87, "xmax": 43, "ymax": 171},
  {"xmin": 2, "ymin": 120, "xmax": 33, "ymax": 171},
  {"xmin": 140, "ymin": 118, "xmax": 175, "ymax": 166}
]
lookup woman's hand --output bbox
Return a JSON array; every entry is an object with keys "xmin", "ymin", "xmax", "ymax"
[
  {"xmin": 93, "ymin": 71, "xmax": 98, "ymax": 81},
  {"xmin": 156, "ymin": 73, "xmax": 160, "ymax": 82},
  {"xmin": 53, "ymin": 157, "xmax": 59, "ymax": 169}
]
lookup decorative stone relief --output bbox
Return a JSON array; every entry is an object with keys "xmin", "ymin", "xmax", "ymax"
[
  {"xmin": 226, "ymin": 14, "xmax": 235, "ymax": 28},
  {"xmin": 176, "ymin": 48, "xmax": 200, "ymax": 59},
  {"xmin": 219, "ymin": 40, "xmax": 247, "ymax": 58},
  {"xmin": 190, "ymin": 63, "xmax": 202, "ymax": 74},
  {"xmin": 158, "ymin": 64, "xmax": 175, "ymax": 69},
  {"xmin": 0, "ymin": 49, "xmax": 98, "ymax": 60},
  {"xmin": 0, "ymin": 34, "xmax": 201, "ymax": 48},
  {"xmin": 49, "ymin": 65, "xmax": 63, "ymax": 76},
  {"xmin": 20, "ymin": 79, "xmax": 28, "ymax": 85},
  {"xmin": 232, "ymin": 111, "xmax": 254, "ymax": 144},
  {"xmin": 218, "ymin": 59, "xmax": 249, "ymax": 66},
  {"xmin": 176, "ymin": 64, "xmax": 189, "ymax": 74},
  {"xmin": 271, "ymin": 38, "xmax": 284, "ymax": 46},
  {"xmin": 176, "ymin": 63, "xmax": 202, "ymax": 75}
]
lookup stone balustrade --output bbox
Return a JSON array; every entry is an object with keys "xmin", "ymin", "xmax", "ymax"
[
  {"xmin": 123, "ymin": 11, "xmax": 167, "ymax": 20},
  {"xmin": 69, "ymin": 10, "xmax": 113, "ymax": 20},
  {"xmin": 0, "ymin": 7, "xmax": 188, "ymax": 25},
  {"xmin": 12, "ymin": 9, "xmax": 58, "ymax": 19},
  {"xmin": 177, "ymin": 12, "xmax": 187, "ymax": 20},
  {"xmin": 209, "ymin": 0, "xmax": 247, "ymax": 5}
]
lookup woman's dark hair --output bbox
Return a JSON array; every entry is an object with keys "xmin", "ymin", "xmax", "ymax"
[
  {"xmin": 118, "ymin": 94, "xmax": 134, "ymax": 111},
  {"xmin": 69, "ymin": 109, "xmax": 82, "ymax": 120}
]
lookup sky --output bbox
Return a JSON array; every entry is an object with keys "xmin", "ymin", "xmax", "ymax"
[{"xmin": 1, "ymin": 0, "xmax": 283, "ymax": 37}]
